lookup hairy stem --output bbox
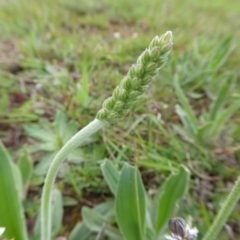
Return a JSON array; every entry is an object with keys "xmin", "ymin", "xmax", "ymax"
[
  {"xmin": 40, "ymin": 119, "xmax": 106, "ymax": 240},
  {"xmin": 203, "ymin": 176, "xmax": 240, "ymax": 240},
  {"xmin": 40, "ymin": 31, "xmax": 173, "ymax": 240}
]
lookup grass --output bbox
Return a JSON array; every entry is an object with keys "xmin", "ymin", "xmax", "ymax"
[{"xmin": 0, "ymin": 0, "xmax": 240, "ymax": 239}]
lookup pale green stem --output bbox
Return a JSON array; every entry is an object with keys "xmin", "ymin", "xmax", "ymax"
[
  {"xmin": 40, "ymin": 119, "xmax": 106, "ymax": 240},
  {"xmin": 203, "ymin": 176, "xmax": 240, "ymax": 240}
]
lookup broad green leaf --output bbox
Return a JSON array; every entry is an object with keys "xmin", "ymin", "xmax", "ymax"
[
  {"xmin": 54, "ymin": 111, "xmax": 68, "ymax": 138},
  {"xmin": 174, "ymin": 78, "xmax": 198, "ymax": 135},
  {"xmin": 155, "ymin": 165, "xmax": 190, "ymax": 235},
  {"xmin": 18, "ymin": 149, "xmax": 33, "ymax": 187},
  {"xmin": 37, "ymin": 142, "xmax": 57, "ymax": 152},
  {"xmin": 63, "ymin": 196, "xmax": 78, "ymax": 207},
  {"xmin": 34, "ymin": 153, "xmax": 55, "ymax": 175},
  {"xmin": 12, "ymin": 162, "xmax": 25, "ymax": 200},
  {"xmin": 30, "ymin": 174, "xmax": 44, "ymax": 186},
  {"xmin": 0, "ymin": 141, "xmax": 28, "ymax": 240},
  {"xmin": 115, "ymin": 163, "xmax": 146, "ymax": 240},
  {"xmin": 209, "ymin": 75, "xmax": 233, "ymax": 120},
  {"xmin": 82, "ymin": 206, "xmax": 122, "ymax": 240},
  {"xmin": 68, "ymin": 222, "xmax": 92, "ymax": 240},
  {"xmin": 101, "ymin": 159, "xmax": 120, "ymax": 196},
  {"xmin": 95, "ymin": 200, "xmax": 115, "ymax": 219},
  {"xmin": 24, "ymin": 124, "xmax": 55, "ymax": 142},
  {"xmin": 82, "ymin": 206, "xmax": 108, "ymax": 232},
  {"xmin": 145, "ymin": 211, "xmax": 156, "ymax": 240}
]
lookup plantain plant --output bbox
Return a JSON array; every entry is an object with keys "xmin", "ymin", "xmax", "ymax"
[{"xmin": 1, "ymin": 31, "xmax": 240, "ymax": 240}]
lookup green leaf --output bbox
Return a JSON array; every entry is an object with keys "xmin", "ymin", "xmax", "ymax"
[
  {"xmin": 209, "ymin": 75, "xmax": 233, "ymax": 120},
  {"xmin": 208, "ymin": 37, "xmax": 233, "ymax": 71},
  {"xmin": 51, "ymin": 188, "xmax": 63, "ymax": 236},
  {"xmin": 0, "ymin": 92, "xmax": 10, "ymax": 112},
  {"xmin": 94, "ymin": 200, "xmax": 115, "ymax": 218},
  {"xmin": 145, "ymin": 211, "xmax": 157, "ymax": 240},
  {"xmin": 210, "ymin": 100, "xmax": 240, "ymax": 137},
  {"xmin": 82, "ymin": 206, "xmax": 122, "ymax": 240},
  {"xmin": 0, "ymin": 141, "xmax": 28, "ymax": 240},
  {"xmin": 101, "ymin": 159, "xmax": 120, "ymax": 196},
  {"xmin": 68, "ymin": 222, "xmax": 92, "ymax": 240},
  {"xmin": 24, "ymin": 124, "xmax": 55, "ymax": 142},
  {"xmin": 30, "ymin": 174, "xmax": 44, "ymax": 186},
  {"xmin": 175, "ymin": 104, "xmax": 197, "ymax": 136},
  {"xmin": 196, "ymin": 122, "xmax": 213, "ymax": 144},
  {"xmin": 54, "ymin": 111, "xmax": 68, "ymax": 137},
  {"xmin": 174, "ymin": 78, "xmax": 198, "ymax": 135},
  {"xmin": 18, "ymin": 149, "xmax": 33, "ymax": 187},
  {"xmin": 12, "ymin": 162, "xmax": 25, "ymax": 200},
  {"xmin": 82, "ymin": 206, "xmax": 108, "ymax": 232},
  {"xmin": 155, "ymin": 165, "xmax": 190, "ymax": 235},
  {"xmin": 63, "ymin": 196, "xmax": 78, "ymax": 207},
  {"xmin": 33, "ymin": 153, "xmax": 56, "ymax": 175},
  {"xmin": 115, "ymin": 163, "xmax": 146, "ymax": 240}
]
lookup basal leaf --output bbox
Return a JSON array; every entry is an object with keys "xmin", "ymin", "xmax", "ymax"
[
  {"xmin": 101, "ymin": 159, "xmax": 120, "ymax": 196},
  {"xmin": 0, "ymin": 141, "xmax": 28, "ymax": 240},
  {"xmin": 18, "ymin": 149, "xmax": 33, "ymax": 189},
  {"xmin": 155, "ymin": 165, "xmax": 190, "ymax": 235},
  {"xmin": 68, "ymin": 222, "xmax": 92, "ymax": 240},
  {"xmin": 115, "ymin": 163, "xmax": 146, "ymax": 240}
]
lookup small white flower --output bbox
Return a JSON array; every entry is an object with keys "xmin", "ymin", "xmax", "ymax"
[
  {"xmin": 187, "ymin": 226, "xmax": 198, "ymax": 239},
  {"xmin": 113, "ymin": 32, "xmax": 121, "ymax": 39},
  {"xmin": 166, "ymin": 217, "xmax": 198, "ymax": 240},
  {"xmin": 0, "ymin": 227, "xmax": 5, "ymax": 236},
  {"xmin": 165, "ymin": 234, "xmax": 182, "ymax": 240}
]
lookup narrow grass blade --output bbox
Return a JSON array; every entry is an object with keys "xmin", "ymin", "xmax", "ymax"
[
  {"xmin": 115, "ymin": 163, "xmax": 146, "ymax": 240},
  {"xmin": 175, "ymin": 104, "xmax": 197, "ymax": 136},
  {"xmin": 210, "ymin": 100, "xmax": 240, "ymax": 138},
  {"xmin": 174, "ymin": 77, "xmax": 198, "ymax": 135},
  {"xmin": 209, "ymin": 75, "xmax": 233, "ymax": 120},
  {"xmin": 208, "ymin": 37, "xmax": 233, "ymax": 71},
  {"xmin": 155, "ymin": 165, "xmax": 190, "ymax": 235},
  {"xmin": 138, "ymin": 158, "xmax": 178, "ymax": 172},
  {"xmin": 0, "ymin": 141, "xmax": 28, "ymax": 240},
  {"xmin": 101, "ymin": 159, "xmax": 120, "ymax": 196}
]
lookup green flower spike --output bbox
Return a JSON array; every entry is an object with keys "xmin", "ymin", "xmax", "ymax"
[
  {"xmin": 96, "ymin": 31, "xmax": 173, "ymax": 124},
  {"xmin": 41, "ymin": 31, "xmax": 173, "ymax": 240}
]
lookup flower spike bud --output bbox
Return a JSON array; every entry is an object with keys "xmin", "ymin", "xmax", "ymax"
[
  {"xmin": 161, "ymin": 31, "xmax": 173, "ymax": 44},
  {"xmin": 166, "ymin": 217, "xmax": 198, "ymax": 240},
  {"xmin": 96, "ymin": 31, "xmax": 173, "ymax": 124}
]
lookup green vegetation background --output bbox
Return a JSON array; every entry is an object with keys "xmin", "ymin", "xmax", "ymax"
[{"xmin": 0, "ymin": 0, "xmax": 240, "ymax": 239}]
